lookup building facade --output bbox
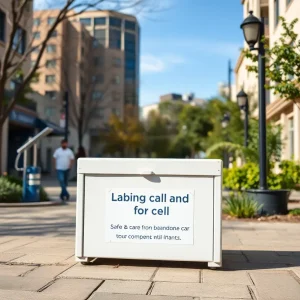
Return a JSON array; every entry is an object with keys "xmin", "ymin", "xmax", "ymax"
[
  {"xmin": 31, "ymin": 10, "xmax": 140, "ymax": 157},
  {"xmin": 0, "ymin": 0, "xmax": 34, "ymax": 174},
  {"xmin": 235, "ymin": 0, "xmax": 300, "ymax": 160}
]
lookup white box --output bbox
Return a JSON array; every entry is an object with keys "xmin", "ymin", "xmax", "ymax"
[{"xmin": 76, "ymin": 158, "xmax": 222, "ymax": 268}]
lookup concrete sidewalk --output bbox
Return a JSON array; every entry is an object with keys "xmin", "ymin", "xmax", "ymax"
[{"xmin": 0, "ymin": 202, "xmax": 300, "ymax": 300}]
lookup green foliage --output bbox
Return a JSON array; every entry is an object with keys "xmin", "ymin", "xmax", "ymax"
[
  {"xmin": 205, "ymin": 98, "xmax": 244, "ymax": 159},
  {"xmin": 289, "ymin": 208, "xmax": 300, "ymax": 216},
  {"xmin": 223, "ymin": 193, "xmax": 262, "ymax": 218},
  {"xmin": 178, "ymin": 105, "xmax": 213, "ymax": 157},
  {"xmin": 0, "ymin": 177, "xmax": 22, "ymax": 203},
  {"xmin": 207, "ymin": 120, "xmax": 283, "ymax": 168},
  {"xmin": 144, "ymin": 110, "xmax": 172, "ymax": 158},
  {"xmin": 0, "ymin": 175, "xmax": 49, "ymax": 202},
  {"xmin": 244, "ymin": 17, "xmax": 300, "ymax": 101},
  {"xmin": 223, "ymin": 160, "xmax": 300, "ymax": 191}
]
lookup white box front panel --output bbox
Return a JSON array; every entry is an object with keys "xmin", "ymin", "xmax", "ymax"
[{"xmin": 83, "ymin": 175, "xmax": 214, "ymax": 262}]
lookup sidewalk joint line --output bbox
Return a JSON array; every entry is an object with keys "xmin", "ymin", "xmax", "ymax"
[
  {"xmin": 247, "ymin": 285, "xmax": 257, "ymax": 300},
  {"xmin": 149, "ymin": 266, "xmax": 160, "ymax": 281},
  {"xmin": 146, "ymin": 281, "xmax": 155, "ymax": 295},
  {"xmin": 85, "ymin": 280, "xmax": 105, "ymax": 300}
]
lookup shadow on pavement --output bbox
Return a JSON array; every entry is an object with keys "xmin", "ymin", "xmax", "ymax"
[{"xmin": 88, "ymin": 250, "xmax": 300, "ymax": 270}]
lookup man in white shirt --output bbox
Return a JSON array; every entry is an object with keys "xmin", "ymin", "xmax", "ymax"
[{"xmin": 53, "ymin": 139, "xmax": 75, "ymax": 201}]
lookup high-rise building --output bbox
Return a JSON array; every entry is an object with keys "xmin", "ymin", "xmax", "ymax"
[
  {"xmin": 31, "ymin": 10, "xmax": 140, "ymax": 156},
  {"xmin": 235, "ymin": 0, "xmax": 300, "ymax": 160}
]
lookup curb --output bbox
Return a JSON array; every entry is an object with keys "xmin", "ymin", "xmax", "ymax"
[{"xmin": 0, "ymin": 199, "xmax": 64, "ymax": 207}]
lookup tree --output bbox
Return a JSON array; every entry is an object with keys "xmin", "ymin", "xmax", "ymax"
[
  {"xmin": 244, "ymin": 17, "xmax": 300, "ymax": 102},
  {"xmin": 103, "ymin": 105, "xmax": 144, "ymax": 157},
  {"xmin": 205, "ymin": 98, "xmax": 244, "ymax": 159},
  {"xmin": 0, "ymin": 0, "xmax": 149, "ymax": 172},
  {"xmin": 144, "ymin": 110, "xmax": 171, "ymax": 158},
  {"xmin": 177, "ymin": 105, "xmax": 213, "ymax": 158},
  {"xmin": 207, "ymin": 120, "xmax": 283, "ymax": 170}
]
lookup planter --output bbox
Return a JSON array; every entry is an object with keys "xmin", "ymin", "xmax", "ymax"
[{"xmin": 246, "ymin": 189, "xmax": 290, "ymax": 215}]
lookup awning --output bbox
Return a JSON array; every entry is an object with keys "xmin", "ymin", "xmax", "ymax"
[{"xmin": 36, "ymin": 119, "xmax": 65, "ymax": 136}]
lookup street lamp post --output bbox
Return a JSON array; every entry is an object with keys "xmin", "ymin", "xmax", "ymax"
[
  {"xmin": 239, "ymin": 12, "xmax": 289, "ymax": 215},
  {"xmin": 221, "ymin": 113, "xmax": 230, "ymax": 168},
  {"xmin": 237, "ymin": 89, "xmax": 249, "ymax": 147},
  {"xmin": 240, "ymin": 11, "xmax": 267, "ymax": 190}
]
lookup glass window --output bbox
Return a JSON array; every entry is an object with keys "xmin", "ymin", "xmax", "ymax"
[
  {"xmin": 47, "ymin": 17, "xmax": 56, "ymax": 25},
  {"xmin": 13, "ymin": 27, "xmax": 26, "ymax": 54},
  {"xmin": 92, "ymin": 90, "xmax": 103, "ymax": 100},
  {"xmin": 46, "ymin": 59, "xmax": 56, "ymax": 68},
  {"xmin": 109, "ymin": 29, "xmax": 121, "ymax": 49},
  {"xmin": 112, "ymin": 57, "xmax": 122, "ymax": 67},
  {"xmin": 92, "ymin": 74, "xmax": 104, "ymax": 83},
  {"xmin": 274, "ymin": 0, "xmax": 279, "ymax": 26},
  {"xmin": 46, "ymin": 44, "xmax": 56, "ymax": 53},
  {"xmin": 125, "ymin": 32, "xmax": 135, "ymax": 53},
  {"xmin": 112, "ymin": 75, "xmax": 120, "ymax": 85},
  {"xmin": 94, "ymin": 17, "xmax": 106, "ymax": 25},
  {"xmin": 45, "ymin": 75, "xmax": 55, "ymax": 84},
  {"xmin": 94, "ymin": 56, "xmax": 104, "ymax": 66},
  {"xmin": 33, "ymin": 31, "xmax": 40, "ymax": 40},
  {"xmin": 33, "ymin": 18, "xmax": 40, "ymax": 26},
  {"xmin": 125, "ymin": 59, "xmax": 135, "ymax": 70},
  {"xmin": 45, "ymin": 91, "xmax": 56, "ymax": 100},
  {"xmin": 80, "ymin": 18, "xmax": 91, "ymax": 26},
  {"xmin": 93, "ymin": 29, "xmax": 106, "ymax": 48},
  {"xmin": 31, "ymin": 60, "xmax": 36, "ymax": 68},
  {"xmin": 125, "ymin": 20, "xmax": 135, "ymax": 31},
  {"xmin": 81, "ymin": 47, "xmax": 84, "ymax": 55},
  {"xmin": 109, "ymin": 17, "xmax": 121, "ymax": 28},
  {"xmin": 0, "ymin": 10, "xmax": 5, "ymax": 42},
  {"xmin": 50, "ymin": 30, "xmax": 57, "ymax": 38},
  {"xmin": 289, "ymin": 118, "xmax": 294, "ymax": 158}
]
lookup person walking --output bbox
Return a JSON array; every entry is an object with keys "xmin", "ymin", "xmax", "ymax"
[{"xmin": 53, "ymin": 139, "xmax": 75, "ymax": 201}]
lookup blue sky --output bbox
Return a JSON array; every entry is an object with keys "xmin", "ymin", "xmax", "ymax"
[{"xmin": 138, "ymin": 0, "xmax": 244, "ymax": 106}]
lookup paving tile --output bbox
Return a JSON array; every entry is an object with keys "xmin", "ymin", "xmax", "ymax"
[
  {"xmin": 0, "ymin": 276, "xmax": 52, "ymax": 291},
  {"xmin": 97, "ymin": 280, "xmax": 151, "ymax": 294},
  {"xmin": 0, "ymin": 289, "xmax": 70, "ymax": 300},
  {"xmin": 153, "ymin": 268, "xmax": 200, "ymax": 283},
  {"xmin": 6, "ymin": 247, "xmax": 74, "ymax": 256},
  {"xmin": 249, "ymin": 271, "xmax": 300, "ymax": 300},
  {"xmin": 0, "ymin": 238, "xmax": 37, "ymax": 252},
  {"xmin": 0, "ymin": 253, "xmax": 25, "ymax": 263},
  {"xmin": 0, "ymin": 265, "xmax": 35, "ymax": 276},
  {"xmin": 42, "ymin": 278, "xmax": 101, "ymax": 300},
  {"xmin": 60, "ymin": 264, "xmax": 156, "ymax": 281},
  {"xmin": 26, "ymin": 266, "xmax": 71, "ymax": 278},
  {"xmin": 90, "ymin": 294, "xmax": 197, "ymax": 300},
  {"xmin": 151, "ymin": 282, "xmax": 251, "ymax": 298},
  {"xmin": 293, "ymin": 267, "xmax": 300, "ymax": 279},
  {"xmin": 202, "ymin": 270, "xmax": 252, "ymax": 285},
  {"xmin": 11, "ymin": 254, "xmax": 71, "ymax": 265}
]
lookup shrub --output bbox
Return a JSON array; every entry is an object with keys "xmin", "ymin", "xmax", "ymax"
[
  {"xmin": 223, "ymin": 193, "xmax": 262, "ymax": 218},
  {"xmin": 0, "ymin": 175, "xmax": 49, "ymax": 202},
  {"xmin": 289, "ymin": 208, "xmax": 300, "ymax": 216},
  {"xmin": 223, "ymin": 160, "xmax": 300, "ymax": 191},
  {"xmin": 0, "ymin": 177, "xmax": 22, "ymax": 203}
]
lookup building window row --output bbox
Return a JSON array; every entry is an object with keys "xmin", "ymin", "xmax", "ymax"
[
  {"xmin": 33, "ymin": 17, "xmax": 56, "ymax": 27},
  {"xmin": 92, "ymin": 74, "xmax": 104, "ymax": 84},
  {"xmin": 46, "ymin": 59, "xmax": 56, "ymax": 68},
  {"xmin": 109, "ymin": 29, "xmax": 121, "ymax": 49},
  {"xmin": 0, "ymin": 10, "xmax": 5, "ymax": 42},
  {"xmin": 79, "ymin": 16, "xmax": 136, "ymax": 31}
]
